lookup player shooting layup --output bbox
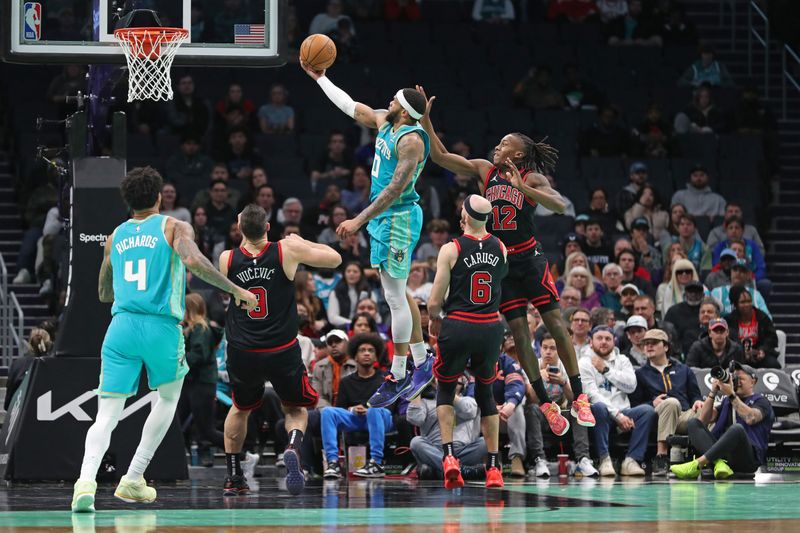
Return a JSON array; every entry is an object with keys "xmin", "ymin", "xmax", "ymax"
[
  {"xmin": 72, "ymin": 167, "xmax": 257, "ymax": 512},
  {"xmin": 301, "ymin": 62, "xmax": 434, "ymax": 408},
  {"xmin": 416, "ymin": 87, "xmax": 595, "ymax": 437}
]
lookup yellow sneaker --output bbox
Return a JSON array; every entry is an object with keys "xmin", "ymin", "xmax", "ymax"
[
  {"xmin": 713, "ymin": 459, "xmax": 733, "ymax": 480},
  {"xmin": 114, "ymin": 475, "xmax": 157, "ymax": 503},
  {"xmin": 71, "ymin": 479, "xmax": 97, "ymax": 513}
]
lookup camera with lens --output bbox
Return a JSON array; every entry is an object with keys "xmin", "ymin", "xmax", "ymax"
[{"xmin": 710, "ymin": 362, "xmax": 739, "ymax": 388}]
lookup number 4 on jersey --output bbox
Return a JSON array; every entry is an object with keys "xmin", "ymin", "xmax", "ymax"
[{"xmin": 124, "ymin": 259, "xmax": 147, "ymax": 291}]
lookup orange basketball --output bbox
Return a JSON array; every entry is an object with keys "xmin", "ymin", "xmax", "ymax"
[{"xmin": 300, "ymin": 34, "xmax": 337, "ymax": 71}]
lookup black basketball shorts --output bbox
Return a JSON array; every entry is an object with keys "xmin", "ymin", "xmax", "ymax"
[
  {"xmin": 227, "ymin": 339, "xmax": 318, "ymax": 410},
  {"xmin": 499, "ymin": 244, "xmax": 560, "ymax": 320},
  {"xmin": 433, "ymin": 315, "xmax": 504, "ymax": 385}
]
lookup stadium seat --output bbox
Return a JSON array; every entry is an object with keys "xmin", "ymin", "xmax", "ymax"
[
  {"xmin": 638, "ymin": 159, "xmax": 673, "ymax": 202},
  {"xmin": 675, "ymin": 134, "xmax": 718, "ymax": 162},
  {"xmin": 155, "ymin": 132, "xmax": 181, "ymax": 158},
  {"xmin": 255, "ymin": 134, "xmax": 298, "ymax": 157},
  {"xmin": 777, "ymin": 330, "xmax": 786, "ymax": 368},
  {"xmin": 127, "ymin": 133, "xmax": 157, "ymax": 157},
  {"xmin": 580, "ymin": 157, "xmax": 625, "ymax": 190},
  {"xmin": 300, "ymin": 106, "xmax": 355, "ymax": 134},
  {"xmin": 533, "ymin": 110, "xmax": 582, "ymax": 138},
  {"xmin": 718, "ymin": 133, "xmax": 765, "ymax": 163},
  {"xmin": 271, "ymin": 177, "xmax": 313, "ymax": 200},
  {"xmin": 486, "ymin": 108, "xmax": 534, "ymax": 136},
  {"xmin": 559, "ymin": 23, "xmax": 602, "ymax": 45},
  {"xmin": 264, "ymin": 157, "xmax": 306, "ymax": 180},
  {"xmin": 520, "ymin": 23, "xmax": 559, "ymax": 45}
]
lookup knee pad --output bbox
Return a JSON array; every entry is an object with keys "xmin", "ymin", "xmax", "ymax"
[
  {"xmin": 436, "ymin": 380, "xmax": 458, "ymax": 407},
  {"xmin": 474, "ymin": 382, "xmax": 497, "ymax": 416}
]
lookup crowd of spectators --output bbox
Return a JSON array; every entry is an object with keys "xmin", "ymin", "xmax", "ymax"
[{"xmin": 4, "ymin": 0, "xmax": 785, "ymax": 479}]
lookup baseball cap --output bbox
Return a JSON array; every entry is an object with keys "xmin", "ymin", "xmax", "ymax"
[
  {"xmin": 590, "ymin": 325, "xmax": 615, "ymax": 337},
  {"xmin": 642, "ymin": 329, "xmax": 669, "ymax": 343},
  {"xmin": 684, "ymin": 280, "xmax": 704, "ymax": 292},
  {"xmin": 565, "ymin": 232, "xmax": 579, "ymax": 243},
  {"xmin": 733, "ymin": 361, "xmax": 757, "ymax": 380},
  {"xmin": 720, "ymin": 248, "xmax": 737, "ymax": 260},
  {"xmin": 323, "ymin": 329, "xmax": 348, "ymax": 343},
  {"xmin": 625, "ymin": 315, "xmax": 648, "ymax": 330},
  {"xmin": 631, "ymin": 217, "xmax": 650, "ymax": 230},
  {"xmin": 691, "ymin": 163, "xmax": 708, "ymax": 173},
  {"xmin": 620, "ymin": 283, "xmax": 640, "ymax": 295},
  {"xmin": 629, "ymin": 161, "xmax": 648, "ymax": 173},
  {"xmin": 732, "ymin": 258, "xmax": 751, "ymax": 271},
  {"xmin": 575, "ymin": 214, "xmax": 590, "ymax": 223},
  {"xmin": 709, "ymin": 317, "xmax": 728, "ymax": 331}
]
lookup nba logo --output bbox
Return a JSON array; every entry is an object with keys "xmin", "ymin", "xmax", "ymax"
[{"xmin": 24, "ymin": 2, "xmax": 42, "ymax": 41}]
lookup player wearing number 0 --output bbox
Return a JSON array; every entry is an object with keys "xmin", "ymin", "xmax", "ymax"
[
  {"xmin": 219, "ymin": 204, "xmax": 342, "ymax": 496},
  {"xmin": 428, "ymin": 195, "xmax": 509, "ymax": 489},
  {"xmin": 72, "ymin": 167, "xmax": 258, "ymax": 513},
  {"xmin": 416, "ymin": 87, "xmax": 595, "ymax": 437},
  {"xmin": 301, "ymin": 62, "xmax": 435, "ymax": 408}
]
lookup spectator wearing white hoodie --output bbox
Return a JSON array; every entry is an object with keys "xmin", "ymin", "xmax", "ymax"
[
  {"xmin": 670, "ymin": 165, "xmax": 726, "ymax": 224},
  {"xmin": 580, "ymin": 326, "xmax": 656, "ymax": 477}
]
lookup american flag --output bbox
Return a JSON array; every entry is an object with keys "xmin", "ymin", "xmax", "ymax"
[{"xmin": 234, "ymin": 24, "xmax": 265, "ymax": 44}]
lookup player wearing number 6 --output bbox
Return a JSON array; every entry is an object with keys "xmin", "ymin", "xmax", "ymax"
[
  {"xmin": 301, "ymin": 62, "xmax": 435, "ymax": 409},
  {"xmin": 72, "ymin": 167, "xmax": 258, "ymax": 513},
  {"xmin": 427, "ymin": 195, "xmax": 508, "ymax": 489},
  {"xmin": 219, "ymin": 204, "xmax": 342, "ymax": 496}
]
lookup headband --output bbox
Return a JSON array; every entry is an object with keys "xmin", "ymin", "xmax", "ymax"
[
  {"xmin": 395, "ymin": 89, "xmax": 423, "ymax": 120},
  {"xmin": 463, "ymin": 195, "xmax": 488, "ymax": 222}
]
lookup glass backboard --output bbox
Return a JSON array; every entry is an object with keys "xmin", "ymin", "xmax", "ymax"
[{"xmin": 2, "ymin": 0, "xmax": 286, "ymax": 66}]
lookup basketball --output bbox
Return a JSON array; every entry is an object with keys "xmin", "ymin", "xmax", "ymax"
[{"xmin": 300, "ymin": 33, "xmax": 337, "ymax": 71}]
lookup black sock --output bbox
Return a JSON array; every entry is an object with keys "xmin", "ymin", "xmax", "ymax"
[
  {"xmin": 531, "ymin": 378, "xmax": 551, "ymax": 405},
  {"xmin": 442, "ymin": 442, "xmax": 455, "ymax": 457},
  {"xmin": 226, "ymin": 453, "xmax": 243, "ymax": 476},
  {"xmin": 487, "ymin": 452, "xmax": 500, "ymax": 470},
  {"xmin": 287, "ymin": 429, "xmax": 304, "ymax": 449},
  {"xmin": 569, "ymin": 374, "xmax": 583, "ymax": 397}
]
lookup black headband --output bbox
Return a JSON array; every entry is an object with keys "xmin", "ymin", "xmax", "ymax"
[{"xmin": 464, "ymin": 195, "xmax": 488, "ymax": 222}]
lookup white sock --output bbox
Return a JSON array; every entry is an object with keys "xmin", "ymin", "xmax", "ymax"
[
  {"xmin": 79, "ymin": 396, "xmax": 126, "ymax": 481},
  {"xmin": 125, "ymin": 378, "xmax": 184, "ymax": 480},
  {"xmin": 410, "ymin": 342, "xmax": 428, "ymax": 367},
  {"xmin": 391, "ymin": 355, "xmax": 408, "ymax": 380}
]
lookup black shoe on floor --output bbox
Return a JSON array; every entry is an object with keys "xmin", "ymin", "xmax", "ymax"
[
  {"xmin": 223, "ymin": 474, "xmax": 250, "ymax": 496},
  {"xmin": 652, "ymin": 455, "xmax": 670, "ymax": 476}
]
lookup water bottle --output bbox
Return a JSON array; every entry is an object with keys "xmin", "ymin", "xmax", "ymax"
[{"xmin": 190, "ymin": 444, "xmax": 199, "ymax": 466}]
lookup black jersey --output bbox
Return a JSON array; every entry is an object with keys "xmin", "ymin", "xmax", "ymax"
[
  {"xmin": 483, "ymin": 166, "xmax": 539, "ymax": 255},
  {"xmin": 444, "ymin": 234, "xmax": 508, "ymax": 320},
  {"xmin": 225, "ymin": 242, "xmax": 298, "ymax": 351}
]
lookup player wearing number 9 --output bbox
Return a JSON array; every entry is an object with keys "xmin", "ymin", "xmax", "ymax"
[
  {"xmin": 72, "ymin": 167, "xmax": 258, "ymax": 513},
  {"xmin": 218, "ymin": 204, "xmax": 342, "ymax": 496}
]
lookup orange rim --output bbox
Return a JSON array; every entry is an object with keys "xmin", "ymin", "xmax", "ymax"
[{"xmin": 113, "ymin": 27, "xmax": 189, "ymax": 42}]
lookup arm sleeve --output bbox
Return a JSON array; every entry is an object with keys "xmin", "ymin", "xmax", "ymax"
[
  {"xmin": 605, "ymin": 355, "xmax": 638, "ymax": 394},
  {"xmin": 316, "ymin": 76, "xmax": 357, "ymax": 118}
]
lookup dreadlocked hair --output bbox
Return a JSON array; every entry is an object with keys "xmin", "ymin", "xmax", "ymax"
[{"xmin": 510, "ymin": 133, "xmax": 559, "ymax": 174}]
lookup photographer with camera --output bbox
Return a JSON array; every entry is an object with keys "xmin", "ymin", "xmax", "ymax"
[{"xmin": 671, "ymin": 362, "xmax": 774, "ymax": 479}]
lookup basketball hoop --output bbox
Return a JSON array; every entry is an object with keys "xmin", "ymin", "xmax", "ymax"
[{"xmin": 114, "ymin": 27, "xmax": 189, "ymax": 102}]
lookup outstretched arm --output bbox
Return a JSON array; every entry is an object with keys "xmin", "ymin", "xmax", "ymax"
[
  {"xmin": 503, "ymin": 158, "xmax": 566, "ymax": 214},
  {"xmin": 416, "ymin": 85, "xmax": 492, "ymax": 182},
  {"xmin": 280, "ymin": 234, "xmax": 342, "ymax": 279},
  {"xmin": 336, "ymin": 133, "xmax": 424, "ymax": 237},
  {"xmin": 428, "ymin": 242, "xmax": 457, "ymax": 338},
  {"xmin": 171, "ymin": 220, "xmax": 257, "ymax": 310},
  {"xmin": 301, "ymin": 62, "xmax": 387, "ymax": 129},
  {"xmin": 98, "ymin": 234, "xmax": 114, "ymax": 303}
]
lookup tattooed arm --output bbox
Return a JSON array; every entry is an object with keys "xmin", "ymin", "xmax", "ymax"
[
  {"xmin": 336, "ymin": 133, "xmax": 425, "ymax": 238},
  {"xmin": 170, "ymin": 219, "xmax": 258, "ymax": 310},
  {"xmin": 98, "ymin": 233, "xmax": 115, "ymax": 303}
]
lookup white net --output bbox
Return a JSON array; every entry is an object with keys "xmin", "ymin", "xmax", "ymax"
[{"xmin": 114, "ymin": 28, "xmax": 189, "ymax": 102}]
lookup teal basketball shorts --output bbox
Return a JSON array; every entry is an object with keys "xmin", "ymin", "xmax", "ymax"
[
  {"xmin": 98, "ymin": 312, "xmax": 189, "ymax": 397},
  {"xmin": 366, "ymin": 204, "xmax": 422, "ymax": 279}
]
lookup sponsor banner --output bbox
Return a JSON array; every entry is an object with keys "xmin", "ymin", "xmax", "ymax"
[
  {"xmin": 692, "ymin": 368, "xmax": 798, "ymax": 416},
  {"xmin": 56, "ymin": 158, "xmax": 128, "ymax": 357},
  {"xmin": 1, "ymin": 357, "xmax": 186, "ymax": 481}
]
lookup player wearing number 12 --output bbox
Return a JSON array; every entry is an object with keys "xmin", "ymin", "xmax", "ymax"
[
  {"xmin": 219, "ymin": 204, "xmax": 342, "ymax": 496},
  {"xmin": 72, "ymin": 167, "xmax": 257, "ymax": 513}
]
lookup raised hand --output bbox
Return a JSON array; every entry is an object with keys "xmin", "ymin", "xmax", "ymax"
[{"xmin": 300, "ymin": 60, "xmax": 325, "ymax": 81}]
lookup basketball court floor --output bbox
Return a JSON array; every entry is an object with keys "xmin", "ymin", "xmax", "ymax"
[{"xmin": 1, "ymin": 470, "xmax": 798, "ymax": 531}]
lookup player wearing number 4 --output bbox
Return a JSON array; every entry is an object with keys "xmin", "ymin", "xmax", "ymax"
[
  {"xmin": 219, "ymin": 204, "xmax": 342, "ymax": 496},
  {"xmin": 416, "ymin": 86, "xmax": 595, "ymax": 437},
  {"xmin": 301, "ymin": 62, "xmax": 435, "ymax": 408},
  {"xmin": 72, "ymin": 167, "xmax": 258, "ymax": 513}
]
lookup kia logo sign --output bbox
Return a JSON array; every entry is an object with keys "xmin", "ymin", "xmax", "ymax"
[
  {"xmin": 36, "ymin": 390, "xmax": 159, "ymax": 421},
  {"xmin": 791, "ymin": 369, "xmax": 800, "ymax": 388},
  {"xmin": 763, "ymin": 372, "xmax": 780, "ymax": 392}
]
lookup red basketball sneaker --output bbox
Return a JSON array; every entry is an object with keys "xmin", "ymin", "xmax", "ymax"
[
  {"xmin": 485, "ymin": 467, "xmax": 504, "ymax": 488},
  {"xmin": 540, "ymin": 402, "xmax": 570, "ymax": 436},
  {"xmin": 442, "ymin": 455, "xmax": 464, "ymax": 490},
  {"xmin": 571, "ymin": 393, "xmax": 596, "ymax": 427}
]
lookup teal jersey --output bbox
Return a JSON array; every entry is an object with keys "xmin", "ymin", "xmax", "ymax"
[
  {"xmin": 110, "ymin": 214, "xmax": 185, "ymax": 321},
  {"xmin": 370, "ymin": 122, "xmax": 430, "ymax": 208}
]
